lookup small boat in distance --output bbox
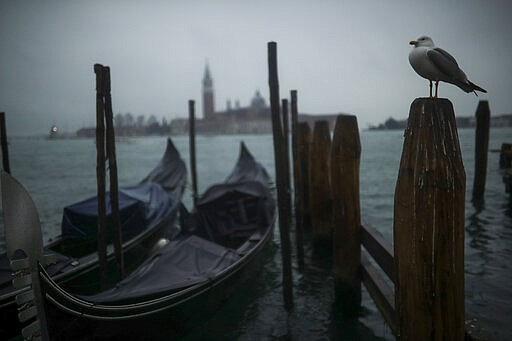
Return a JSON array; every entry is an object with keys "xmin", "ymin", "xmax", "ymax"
[
  {"xmin": 2, "ymin": 142, "xmax": 276, "ymax": 340},
  {"xmin": 0, "ymin": 137, "xmax": 187, "ymax": 340}
]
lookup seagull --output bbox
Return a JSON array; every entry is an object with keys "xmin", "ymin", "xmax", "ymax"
[{"xmin": 409, "ymin": 36, "xmax": 487, "ymax": 98}]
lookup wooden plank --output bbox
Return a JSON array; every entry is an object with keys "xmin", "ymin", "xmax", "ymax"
[
  {"xmin": 361, "ymin": 253, "xmax": 397, "ymax": 335},
  {"xmin": 361, "ymin": 223, "xmax": 394, "ymax": 283}
]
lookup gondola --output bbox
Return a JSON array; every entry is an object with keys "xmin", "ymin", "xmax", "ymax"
[
  {"xmin": 2, "ymin": 142, "xmax": 276, "ymax": 340},
  {"xmin": 0, "ymin": 138, "xmax": 186, "ymax": 339}
]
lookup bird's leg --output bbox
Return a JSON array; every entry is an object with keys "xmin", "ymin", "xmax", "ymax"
[
  {"xmin": 429, "ymin": 80, "xmax": 433, "ymax": 98},
  {"xmin": 435, "ymin": 81, "xmax": 439, "ymax": 98}
]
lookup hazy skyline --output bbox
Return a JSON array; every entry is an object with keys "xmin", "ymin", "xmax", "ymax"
[{"xmin": 1, "ymin": 0, "xmax": 511, "ymax": 134}]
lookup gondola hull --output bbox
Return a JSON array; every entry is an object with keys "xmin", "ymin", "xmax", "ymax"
[
  {"xmin": 0, "ymin": 138, "xmax": 186, "ymax": 339},
  {"xmin": 3, "ymin": 142, "xmax": 276, "ymax": 340}
]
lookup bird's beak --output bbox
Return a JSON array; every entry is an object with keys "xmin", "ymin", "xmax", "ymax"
[{"xmin": 409, "ymin": 40, "xmax": 418, "ymax": 46}]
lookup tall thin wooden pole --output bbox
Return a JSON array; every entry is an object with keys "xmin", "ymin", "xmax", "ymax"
[
  {"xmin": 290, "ymin": 90, "xmax": 304, "ymax": 269},
  {"xmin": 472, "ymin": 100, "xmax": 490, "ymax": 204},
  {"xmin": 94, "ymin": 64, "xmax": 107, "ymax": 288},
  {"xmin": 103, "ymin": 66, "xmax": 125, "ymax": 278},
  {"xmin": 281, "ymin": 98, "xmax": 292, "ymax": 221},
  {"xmin": 331, "ymin": 114, "xmax": 361, "ymax": 317},
  {"xmin": 499, "ymin": 143, "xmax": 512, "ymax": 169},
  {"xmin": 309, "ymin": 120, "xmax": 332, "ymax": 249},
  {"xmin": 188, "ymin": 100, "xmax": 198, "ymax": 206},
  {"xmin": 268, "ymin": 41, "xmax": 293, "ymax": 309},
  {"xmin": 0, "ymin": 112, "xmax": 10, "ymax": 174},
  {"xmin": 297, "ymin": 122, "xmax": 311, "ymax": 229},
  {"xmin": 394, "ymin": 98, "xmax": 465, "ymax": 340}
]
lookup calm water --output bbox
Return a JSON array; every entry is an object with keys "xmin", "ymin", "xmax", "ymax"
[{"xmin": 1, "ymin": 128, "xmax": 511, "ymax": 340}]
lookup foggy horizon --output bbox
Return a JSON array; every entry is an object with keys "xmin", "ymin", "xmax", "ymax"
[{"xmin": 1, "ymin": 1, "xmax": 511, "ymax": 135}]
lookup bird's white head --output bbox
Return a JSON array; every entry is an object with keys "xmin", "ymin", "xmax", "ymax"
[{"xmin": 409, "ymin": 36, "xmax": 434, "ymax": 48}]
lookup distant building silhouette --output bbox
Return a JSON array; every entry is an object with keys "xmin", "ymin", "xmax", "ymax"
[
  {"xmin": 169, "ymin": 63, "xmax": 340, "ymax": 135},
  {"xmin": 202, "ymin": 64, "xmax": 215, "ymax": 120}
]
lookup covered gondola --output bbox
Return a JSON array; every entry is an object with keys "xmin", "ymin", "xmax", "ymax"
[
  {"xmin": 0, "ymin": 138, "xmax": 186, "ymax": 339},
  {"xmin": 2, "ymin": 142, "xmax": 275, "ymax": 340}
]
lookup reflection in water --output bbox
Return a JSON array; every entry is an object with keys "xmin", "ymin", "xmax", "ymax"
[{"xmin": 466, "ymin": 206, "xmax": 493, "ymax": 263}]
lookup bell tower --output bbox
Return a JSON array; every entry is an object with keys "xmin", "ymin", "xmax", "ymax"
[{"xmin": 202, "ymin": 63, "xmax": 215, "ymax": 120}]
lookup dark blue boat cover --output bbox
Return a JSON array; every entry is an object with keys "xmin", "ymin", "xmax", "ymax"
[
  {"xmin": 61, "ymin": 183, "xmax": 177, "ymax": 243},
  {"xmin": 84, "ymin": 235, "xmax": 241, "ymax": 303}
]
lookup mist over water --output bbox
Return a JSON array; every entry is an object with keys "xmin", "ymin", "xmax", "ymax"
[{"xmin": 1, "ymin": 128, "xmax": 511, "ymax": 339}]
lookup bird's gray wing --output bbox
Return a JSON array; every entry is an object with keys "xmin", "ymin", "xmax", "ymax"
[{"xmin": 427, "ymin": 48, "xmax": 461, "ymax": 78}]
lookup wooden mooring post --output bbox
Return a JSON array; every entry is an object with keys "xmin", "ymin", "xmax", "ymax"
[
  {"xmin": 94, "ymin": 64, "xmax": 125, "ymax": 284},
  {"xmin": 309, "ymin": 120, "xmax": 332, "ymax": 250},
  {"xmin": 331, "ymin": 114, "xmax": 361, "ymax": 316},
  {"xmin": 499, "ymin": 143, "xmax": 512, "ymax": 169},
  {"xmin": 103, "ymin": 66, "xmax": 125, "ymax": 279},
  {"xmin": 290, "ymin": 90, "xmax": 305, "ymax": 269},
  {"xmin": 0, "ymin": 112, "xmax": 10, "ymax": 174},
  {"xmin": 296, "ymin": 122, "xmax": 311, "ymax": 229},
  {"xmin": 281, "ymin": 98, "xmax": 292, "ymax": 221},
  {"xmin": 267, "ymin": 41, "xmax": 293, "ymax": 309},
  {"xmin": 472, "ymin": 100, "xmax": 490, "ymax": 204},
  {"xmin": 188, "ymin": 100, "xmax": 198, "ymax": 206},
  {"xmin": 94, "ymin": 64, "xmax": 108, "ymax": 288},
  {"xmin": 394, "ymin": 98, "xmax": 465, "ymax": 340}
]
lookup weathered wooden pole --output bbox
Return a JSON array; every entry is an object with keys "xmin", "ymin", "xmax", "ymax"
[
  {"xmin": 499, "ymin": 143, "xmax": 512, "ymax": 169},
  {"xmin": 103, "ymin": 66, "xmax": 125, "ymax": 278},
  {"xmin": 94, "ymin": 64, "xmax": 108, "ymax": 288},
  {"xmin": 331, "ymin": 114, "xmax": 361, "ymax": 317},
  {"xmin": 394, "ymin": 98, "xmax": 465, "ymax": 340},
  {"xmin": 0, "ymin": 112, "xmax": 10, "ymax": 174},
  {"xmin": 290, "ymin": 90, "xmax": 305, "ymax": 269},
  {"xmin": 472, "ymin": 100, "xmax": 490, "ymax": 203},
  {"xmin": 188, "ymin": 100, "xmax": 198, "ymax": 206},
  {"xmin": 281, "ymin": 98, "xmax": 292, "ymax": 223},
  {"xmin": 268, "ymin": 41, "xmax": 293, "ymax": 309},
  {"xmin": 297, "ymin": 122, "xmax": 311, "ymax": 229},
  {"xmin": 309, "ymin": 120, "xmax": 332, "ymax": 250}
]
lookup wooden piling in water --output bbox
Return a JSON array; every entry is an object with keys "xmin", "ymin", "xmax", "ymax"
[
  {"xmin": 331, "ymin": 114, "xmax": 361, "ymax": 316},
  {"xmin": 297, "ymin": 122, "xmax": 311, "ymax": 229},
  {"xmin": 267, "ymin": 41, "xmax": 293, "ymax": 309},
  {"xmin": 282, "ymin": 98, "xmax": 292, "ymax": 222},
  {"xmin": 188, "ymin": 100, "xmax": 198, "ymax": 206},
  {"xmin": 472, "ymin": 100, "xmax": 490, "ymax": 203},
  {"xmin": 290, "ymin": 90, "xmax": 305, "ymax": 269},
  {"xmin": 309, "ymin": 120, "xmax": 332, "ymax": 248},
  {"xmin": 394, "ymin": 98, "xmax": 465, "ymax": 340},
  {"xmin": 499, "ymin": 143, "xmax": 512, "ymax": 169},
  {"xmin": 0, "ymin": 112, "xmax": 10, "ymax": 174},
  {"xmin": 103, "ymin": 66, "xmax": 125, "ymax": 278},
  {"xmin": 94, "ymin": 64, "xmax": 108, "ymax": 288}
]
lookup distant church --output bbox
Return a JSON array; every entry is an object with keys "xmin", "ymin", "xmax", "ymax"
[
  {"xmin": 201, "ymin": 64, "xmax": 271, "ymax": 124},
  {"xmin": 169, "ymin": 63, "xmax": 338, "ymax": 135}
]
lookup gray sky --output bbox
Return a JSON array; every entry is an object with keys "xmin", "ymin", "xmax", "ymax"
[{"xmin": 1, "ymin": 0, "xmax": 511, "ymax": 134}]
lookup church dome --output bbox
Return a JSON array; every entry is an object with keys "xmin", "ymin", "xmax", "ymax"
[{"xmin": 250, "ymin": 90, "xmax": 265, "ymax": 108}]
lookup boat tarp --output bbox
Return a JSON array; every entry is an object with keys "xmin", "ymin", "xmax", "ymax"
[
  {"xmin": 193, "ymin": 181, "xmax": 274, "ymax": 241},
  {"xmin": 83, "ymin": 235, "xmax": 240, "ymax": 303},
  {"xmin": 61, "ymin": 183, "xmax": 177, "ymax": 243}
]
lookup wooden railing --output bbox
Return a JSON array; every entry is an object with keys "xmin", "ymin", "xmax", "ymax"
[{"xmin": 360, "ymin": 223, "xmax": 396, "ymax": 333}]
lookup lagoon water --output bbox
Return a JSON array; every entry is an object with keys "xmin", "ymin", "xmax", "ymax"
[{"xmin": 1, "ymin": 128, "xmax": 511, "ymax": 340}]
